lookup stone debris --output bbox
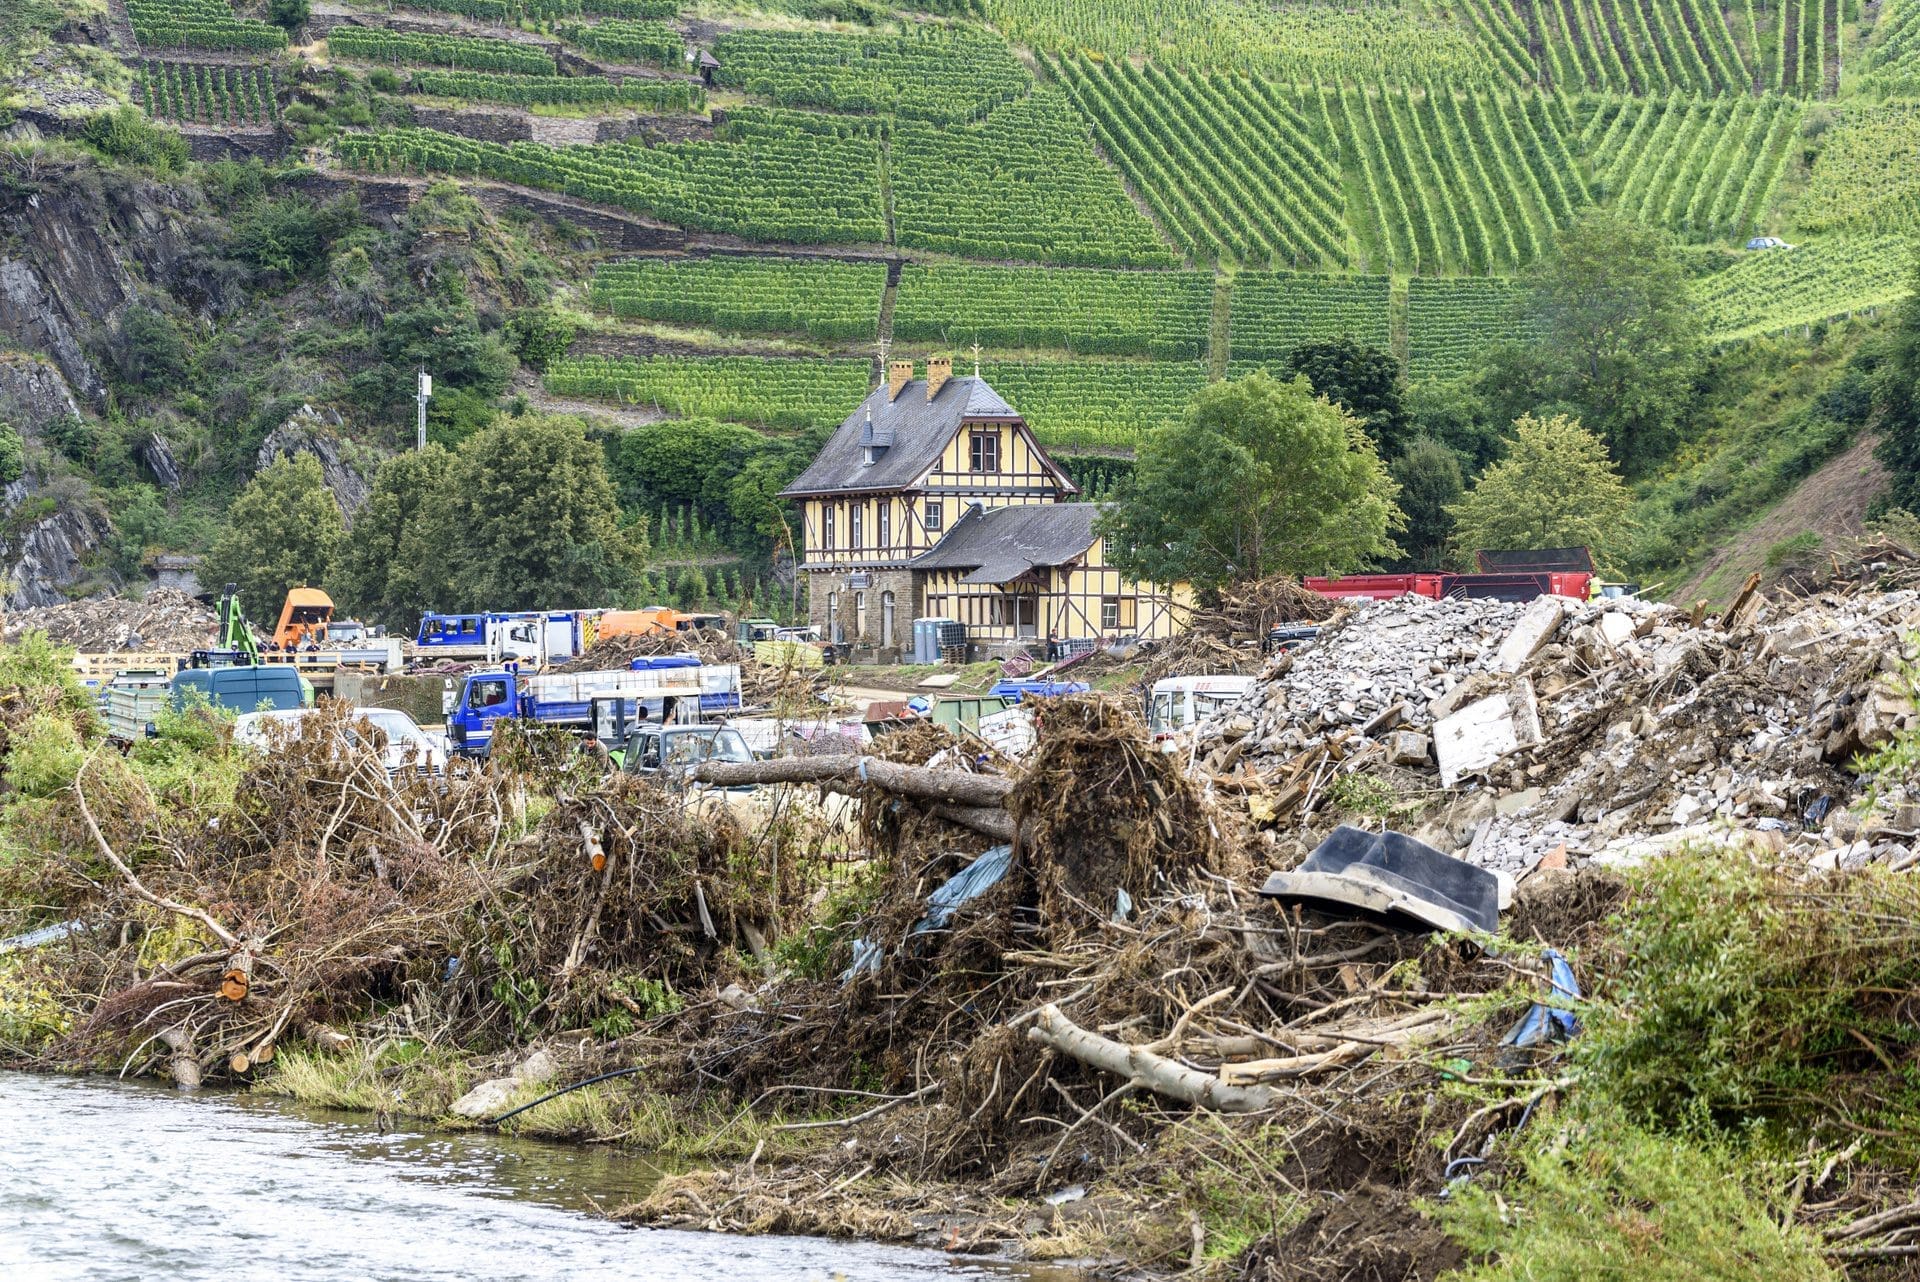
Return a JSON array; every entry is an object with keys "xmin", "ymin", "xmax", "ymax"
[
  {"xmin": 5, "ymin": 587, "xmax": 216, "ymax": 652},
  {"xmin": 1188, "ymin": 586, "xmax": 1920, "ymax": 879}
]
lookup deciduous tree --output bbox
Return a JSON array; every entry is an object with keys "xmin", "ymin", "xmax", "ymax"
[
  {"xmin": 1100, "ymin": 371, "xmax": 1401, "ymax": 590},
  {"xmin": 1872, "ymin": 244, "xmax": 1920, "ymax": 514},
  {"xmin": 1285, "ymin": 336, "xmax": 1414, "ymax": 459},
  {"xmin": 1392, "ymin": 436, "xmax": 1464, "ymax": 569},
  {"xmin": 200, "ymin": 453, "xmax": 343, "ymax": 621},
  {"xmin": 333, "ymin": 444, "xmax": 452, "ymax": 632},
  {"xmin": 1446, "ymin": 414, "xmax": 1634, "ymax": 564}
]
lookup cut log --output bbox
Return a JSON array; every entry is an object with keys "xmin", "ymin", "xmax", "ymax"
[
  {"xmin": 691, "ymin": 755, "xmax": 1012, "ymax": 808},
  {"xmin": 159, "ymin": 1024, "xmax": 200, "ymax": 1090},
  {"xmin": 219, "ymin": 944, "xmax": 258, "ymax": 1002},
  {"xmin": 1025, "ymin": 1004, "xmax": 1278, "ymax": 1113},
  {"xmin": 1218, "ymin": 1041, "xmax": 1370, "ymax": 1084},
  {"xmin": 302, "ymin": 1022, "xmax": 354, "ymax": 1054}
]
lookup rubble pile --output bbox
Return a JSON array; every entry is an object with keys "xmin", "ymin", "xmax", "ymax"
[
  {"xmin": 557, "ymin": 626, "xmax": 747, "ymax": 673},
  {"xmin": 5, "ymin": 588, "xmax": 215, "ymax": 652},
  {"xmin": 1192, "ymin": 587, "xmax": 1920, "ymax": 879}
]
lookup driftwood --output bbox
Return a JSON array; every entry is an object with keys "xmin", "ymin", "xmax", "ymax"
[
  {"xmin": 692, "ymin": 755, "xmax": 1012, "ymax": 807},
  {"xmin": 1026, "ymin": 1004, "xmax": 1279, "ymax": 1113},
  {"xmin": 692, "ymin": 756, "xmax": 1016, "ymax": 840}
]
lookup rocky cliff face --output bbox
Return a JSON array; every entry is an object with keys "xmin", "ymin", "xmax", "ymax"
[
  {"xmin": 0, "ymin": 352, "xmax": 115, "ymax": 606},
  {"xmin": 258, "ymin": 406, "xmax": 374, "ymax": 523},
  {"xmin": 0, "ymin": 159, "xmax": 237, "ymax": 406}
]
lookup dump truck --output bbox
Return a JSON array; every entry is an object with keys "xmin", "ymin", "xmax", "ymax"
[
  {"xmin": 273, "ymin": 587, "xmax": 335, "ymax": 649},
  {"xmin": 443, "ymin": 660, "xmax": 740, "ymax": 758}
]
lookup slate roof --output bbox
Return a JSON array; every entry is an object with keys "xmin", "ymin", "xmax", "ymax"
[
  {"xmin": 779, "ymin": 375, "xmax": 1026, "ymax": 498},
  {"xmin": 911, "ymin": 502, "xmax": 1103, "ymax": 585}
]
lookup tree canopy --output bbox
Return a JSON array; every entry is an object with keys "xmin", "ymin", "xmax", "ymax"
[
  {"xmin": 1481, "ymin": 211, "xmax": 1701, "ymax": 476},
  {"xmin": 333, "ymin": 444, "xmax": 452, "ymax": 632},
  {"xmin": 1284, "ymin": 336, "xmax": 1414, "ymax": 460},
  {"xmin": 1099, "ymin": 370, "xmax": 1401, "ymax": 590},
  {"xmin": 1391, "ymin": 436, "xmax": 1464, "ymax": 570},
  {"xmin": 420, "ymin": 413, "xmax": 644, "ymax": 611},
  {"xmin": 1446, "ymin": 414, "xmax": 1634, "ymax": 565},
  {"xmin": 201, "ymin": 453, "xmax": 344, "ymax": 623},
  {"xmin": 1872, "ymin": 245, "xmax": 1920, "ymax": 516}
]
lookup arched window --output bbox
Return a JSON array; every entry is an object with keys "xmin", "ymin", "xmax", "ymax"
[
  {"xmin": 881, "ymin": 591, "xmax": 895, "ymax": 647},
  {"xmin": 826, "ymin": 591, "xmax": 839, "ymax": 643},
  {"xmin": 854, "ymin": 590, "xmax": 868, "ymax": 640}
]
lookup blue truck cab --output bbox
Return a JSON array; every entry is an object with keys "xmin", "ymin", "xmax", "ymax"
[
  {"xmin": 416, "ymin": 614, "xmax": 487, "ymax": 648},
  {"xmin": 446, "ymin": 661, "xmax": 726, "ymax": 758}
]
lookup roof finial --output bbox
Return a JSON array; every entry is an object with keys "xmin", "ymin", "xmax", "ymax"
[{"xmin": 970, "ymin": 340, "xmax": 981, "ymax": 377}]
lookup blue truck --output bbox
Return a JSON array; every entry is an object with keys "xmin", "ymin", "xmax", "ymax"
[{"xmin": 444, "ymin": 660, "xmax": 740, "ymax": 758}]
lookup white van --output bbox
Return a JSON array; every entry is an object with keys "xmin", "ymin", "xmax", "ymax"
[{"xmin": 1147, "ymin": 675, "xmax": 1258, "ymax": 740}]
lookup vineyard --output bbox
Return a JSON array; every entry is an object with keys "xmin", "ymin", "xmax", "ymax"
[
  {"xmin": 327, "ymin": 27, "xmax": 557, "ymax": 75},
  {"xmin": 1405, "ymin": 277, "xmax": 1536, "ymax": 380},
  {"xmin": 543, "ymin": 354, "xmax": 870, "ymax": 427},
  {"xmin": 1861, "ymin": 0, "xmax": 1920, "ymax": 94},
  {"xmin": 1580, "ymin": 92, "xmax": 1800, "ymax": 239},
  {"xmin": 398, "ymin": 0, "xmax": 675, "ymax": 20},
  {"xmin": 126, "ymin": 0, "xmax": 285, "ymax": 51},
  {"xmin": 980, "ymin": 359, "xmax": 1209, "ymax": 451},
  {"xmin": 1054, "ymin": 57, "xmax": 1351, "ymax": 270},
  {"xmin": 555, "ymin": 20, "xmax": 683, "ymax": 67},
  {"xmin": 1226, "ymin": 272, "xmax": 1391, "ymax": 359},
  {"xmin": 588, "ymin": 257, "xmax": 885, "ymax": 341},
  {"xmin": 892, "ymin": 264, "xmax": 1210, "ymax": 358},
  {"xmin": 710, "ymin": 27, "xmax": 1031, "ymax": 122},
  {"xmin": 890, "ymin": 89, "xmax": 1178, "ymax": 268},
  {"xmin": 139, "ymin": 61, "xmax": 278, "ymax": 127},
  {"xmin": 1322, "ymin": 82, "xmax": 1583, "ymax": 274},
  {"xmin": 981, "ymin": 0, "xmax": 1503, "ymax": 86},
  {"xmin": 1795, "ymin": 103, "xmax": 1920, "ymax": 232},
  {"xmin": 334, "ymin": 110, "xmax": 887, "ymax": 245},
  {"xmin": 407, "ymin": 71, "xmax": 702, "ymax": 111},
  {"xmin": 1696, "ymin": 237, "xmax": 1914, "ymax": 342},
  {"xmin": 1457, "ymin": 0, "xmax": 1838, "ymax": 96}
]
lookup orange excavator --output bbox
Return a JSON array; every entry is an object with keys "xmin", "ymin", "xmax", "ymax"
[
  {"xmin": 273, "ymin": 587, "xmax": 335, "ymax": 649},
  {"xmin": 596, "ymin": 606, "xmax": 727, "ymax": 639}
]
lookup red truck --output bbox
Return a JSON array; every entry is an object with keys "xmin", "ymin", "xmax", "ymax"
[{"xmin": 1305, "ymin": 570, "xmax": 1592, "ymax": 603}]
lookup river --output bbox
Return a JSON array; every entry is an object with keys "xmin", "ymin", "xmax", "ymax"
[{"xmin": 0, "ymin": 1074, "xmax": 1073, "ymax": 1282}]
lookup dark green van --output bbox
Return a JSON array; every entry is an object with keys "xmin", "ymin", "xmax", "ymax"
[{"xmin": 170, "ymin": 666, "xmax": 310, "ymax": 715}]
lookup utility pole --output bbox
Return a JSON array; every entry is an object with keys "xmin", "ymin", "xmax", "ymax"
[{"xmin": 415, "ymin": 368, "xmax": 432, "ymax": 451}]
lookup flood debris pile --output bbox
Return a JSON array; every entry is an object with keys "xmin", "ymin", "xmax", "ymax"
[
  {"xmin": 556, "ymin": 627, "xmax": 747, "ymax": 674},
  {"xmin": 4, "ymin": 587, "xmax": 215, "ymax": 652},
  {"xmin": 1191, "ymin": 585, "xmax": 1920, "ymax": 879}
]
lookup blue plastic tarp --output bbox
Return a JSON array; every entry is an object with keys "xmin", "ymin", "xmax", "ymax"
[
  {"xmin": 1501, "ymin": 948, "xmax": 1581, "ymax": 1048},
  {"xmin": 989, "ymin": 680, "xmax": 1090, "ymax": 703},
  {"xmin": 842, "ymin": 844, "xmax": 1016, "ymax": 981}
]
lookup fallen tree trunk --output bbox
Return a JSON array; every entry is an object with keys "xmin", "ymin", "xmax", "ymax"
[
  {"xmin": 1026, "ymin": 1004, "xmax": 1279, "ymax": 1113},
  {"xmin": 692, "ymin": 755, "xmax": 1013, "ymax": 808}
]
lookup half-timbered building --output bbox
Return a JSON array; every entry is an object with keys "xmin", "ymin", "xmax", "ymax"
[{"xmin": 780, "ymin": 358, "xmax": 1188, "ymax": 651}]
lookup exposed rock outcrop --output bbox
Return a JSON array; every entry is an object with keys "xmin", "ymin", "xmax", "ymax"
[
  {"xmin": 0, "ymin": 353, "xmax": 83, "ymax": 438},
  {"xmin": 0, "ymin": 476, "xmax": 115, "ymax": 608},
  {"xmin": 257, "ymin": 405, "xmax": 374, "ymax": 523},
  {"xmin": 140, "ymin": 433, "xmax": 183, "ymax": 490}
]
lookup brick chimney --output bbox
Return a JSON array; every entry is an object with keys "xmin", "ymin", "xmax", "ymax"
[
  {"xmin": 926, "ymin": 355, "xmax": 952, "ymax": 401},
  {"xmin": 887, "ymin": 359, "xmax": 913, "ymax": 402}
]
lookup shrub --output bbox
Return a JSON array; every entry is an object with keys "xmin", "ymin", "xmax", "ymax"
[{"xmin": 80, "ymin": 106, "xmax": 189, "ymax": 173}]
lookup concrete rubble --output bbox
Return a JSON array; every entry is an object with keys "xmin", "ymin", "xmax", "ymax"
[{"xmin": 1189, "ymin": 586, "xmax": 1920, "ymax": 880}]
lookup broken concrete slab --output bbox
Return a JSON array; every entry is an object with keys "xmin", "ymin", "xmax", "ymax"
[
  {"xmin": 1434, "ymin": 678, "xmax": 1542, "ymax": 788},
  {"xmin": 1384, "ymin": 730, "xmax": 1432, "ymax": 766},
  {"xmin": 1494, "ymin": 597, "xmax": 1566, "ymax": 674}
]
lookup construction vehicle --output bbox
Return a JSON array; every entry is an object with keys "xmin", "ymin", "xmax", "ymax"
[
  {"xmin": 443, "ymin": 660, "xmax": 739, "ymax": 758},
  {"xmin": 736, "ymin": 617, "xmax": 781, "ymax": 644},
  {"xmin": 598, "ymin": 606, "xmax": 727, "ymax": 639},
  {"xmin": 1303, "ymin": 570, "xmax": 1592, "ymax": 603},
  {"xmin": 274, "ymin": 587, "xmax": 335, "ymax": 649},
  {"xmin": 414, "ymin": 610, "xmax": 595, "ymax": 666}
]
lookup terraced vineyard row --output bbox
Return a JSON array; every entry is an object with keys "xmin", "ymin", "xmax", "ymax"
[
  {"xmin": 711, "ymin": 28, "xmax": 1030, "ymax": 122},
  {"xmin": 407, "ymin": 71, "xmax": 702, "ymax": 111},
  {"xmin": 1227, "ymin": 273, "xmax": 1391, "ymax": 359},
  {"xmin": 1406, "ymin": 277, "xmax": 1537, "ymax": 380},
  {"xmin": 1452, "ymin": 0, "xmax": 1837, "ymax": 94},
  {"xmin": 1319, "ymin": 82, "xmax": 1584, "ymax": 274},
  {"xmin": 1582, "ymin": 92, "xmax": 1800, "ymax": 238},
  {"xmin": 1785, "ymin": 103, "xmax": 1920, "ymax": 232},
  {"xmin": 138, "ymin": 61, "xmax": 278, "ymax": 127},
  {"xmin": 589, "ymin": 257, "xmax": 885, "ymax": 341},
  {"xmin": 1861, "ymin": 0, "xmax": 1920, "ymax": 94},
  {"xmin": 980, "ymin": 0, "xmax": 1506, "ymax": 86},
  {"xmin": 1697, "ymin": 237, "xmax": 1914, "ymax": 341},
  {"xmin": 127, "ymin": 0, "xmax": 285, "ymax": 51},
  {"xmin": 890, "ymin": 90, "xmax": 1178, "ymax": 268},
  {"xmin": 399, "ymin": 0, "xmax": 674, "ymax": 21},
  {"xmin": 893, "ymin": 264, "xmax": 1212, "ymax": 358},
  {"xmin": 328, "ymin": 27, "xmax": 556, "ymax": 74},
  {"xmin": 981, "ymin": 360, "xmax": 1210, "ymax": 451},
  {"xmin": 1055, "ymin": 57, "xmax": 1351, "ymax": 270},
  {"xmin": 555, "ymin": 20, "xmax": 682, "ymax": 67},
  {"xmin": 544, "ymin": 355, "xmax": 870, "ymax": 428},
  {"xmin": 335, "ymin": 110, "xmax": 887, "ymax": 245}
]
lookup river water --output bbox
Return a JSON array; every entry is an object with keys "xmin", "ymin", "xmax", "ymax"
[{"xmin": 0, "ymin": 1074, "xmax": 1071, "ymax": 1282}]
